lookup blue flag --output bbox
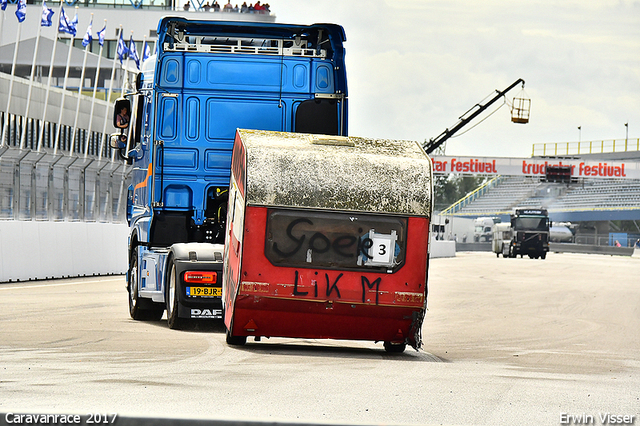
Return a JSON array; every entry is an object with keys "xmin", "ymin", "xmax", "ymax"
[
  {"xmin": 82, "ymin": 20, "xmax": 92, "ymax": 47},
  {"xmin": 71, "ymin": 11, "xmax": 78, "ymax": 32},
  {"xmin": 41, "ymin": 1, "xmax": 54, "ymax": 27},
  {"xmin": 142, "ymin": 40, "xmax": 151, "ymax": 63},
  {"xmin": 129, "ymin": 35, "xmax": 140, "ymax": 70},
  {"xmin": 1, "ymin": 0, "xmax": 7, "ymax": 12},
  {"xmin": 116, "ymin": 31, "xmax": 128, "ymax": 64},
  {"xmin": 15, "ymin": 0, "xmax": 26, "ymax": 23},
  {"xmin": 96, "ymin": 24, "xmax": 106, "ymax": 47},
  {"xmin": 59, "ymin": 7, "xmax": 76, "ymax": 36}
]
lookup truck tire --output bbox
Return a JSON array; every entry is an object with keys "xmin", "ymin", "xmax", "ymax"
[
  {"xmin": 128, "ymin": 248, "xmax": 164, "ymax": 321},
  {"xmin": 383, "ymin": 341, "xmax": 406, "ymax": 353},
  {"xmin": 166, "ymin": 257, "xmax": 188, "ymax": 330}
]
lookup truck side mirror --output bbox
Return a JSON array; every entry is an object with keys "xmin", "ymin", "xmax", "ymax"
[
  {"xmin": 113, "ymin": 98, "xmax": 131, "ymax": 129},
  {"xmin": 109, "ymin": 133, "xmax": 133, "ymax": 164},
  {"xmin": 109, "ymin": 133, "xmax": 127, "ymax": 150}
]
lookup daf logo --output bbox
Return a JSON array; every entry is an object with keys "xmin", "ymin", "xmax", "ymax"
[{"xmin": 191, "ymin": 308, "xmax": 223, "ymax": 318}]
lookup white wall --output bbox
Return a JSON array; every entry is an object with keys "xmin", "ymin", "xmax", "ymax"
[
  {"xmin": 430, "ymin": 240, "xmax": 456, "ymax": 258},
  {"xmin": 432, "ymin": 214, "xmax": 475, "ymax": 242},
  {"xmin": 0, "ymin": 220, "xmax": 459, "ymax": 281},
  {"xmin": 0, "ymin": 221, "xmax": 128, "ymax": 282}
]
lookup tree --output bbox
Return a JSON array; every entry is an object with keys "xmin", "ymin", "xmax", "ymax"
[{"xmin": 433, "ymin": 174, "xmax": 486, "ymax": 212}]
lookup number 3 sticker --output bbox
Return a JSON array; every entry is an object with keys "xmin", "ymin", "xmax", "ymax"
[{"xmin": 371, "ymin": 236, "xmax": 393, "ymax": 264}]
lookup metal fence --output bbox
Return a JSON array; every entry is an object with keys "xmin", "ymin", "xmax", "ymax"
[
  {"xmin": 0, "ymin": 115, "xmax": 130, "ymax": 223},
  {"xmin": 532, "ymin": 138, "xmax": 640, "ymax": 157},
  {"xmin": 574, "ymin": 234, "xmax": 640, "ymax": 248}
]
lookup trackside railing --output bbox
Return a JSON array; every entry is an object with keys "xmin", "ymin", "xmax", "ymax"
[
  {"xmin": 440, "ymin": 175, "xmax": 502, "ymax": 215},
  {"xmin": 532, "ymin": 139, "xmax": 640, "ymax": 157}
]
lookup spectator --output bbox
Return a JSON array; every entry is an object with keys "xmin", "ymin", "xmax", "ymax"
[
  {"xmin": 203, "ymin": 1, "xmax": 211, "ymax": 10},
  {"xmin": 223, "ymin": 0, "xmax": 233, "ymax": 11},
  {"xmin": 233, "ymin": 4, "xmax": 239, "ymax": 12},
  {"xmin": 183, "ymin": 1, "xmax": 190, "ymax": 10},
  {"xmin": 241, "ymin": 1, "xmax": 248, "ymax": 12},
  {"xmin": 116, "ymin": 106, "xmax": 129, "ymax": 129},
  {"xmin": 213, "ymin": 1, "xmax": 220, "ymax": 11}
]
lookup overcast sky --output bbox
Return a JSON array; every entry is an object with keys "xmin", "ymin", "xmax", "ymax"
[{"xmin": 275, "ymin": 0, "xmax": 640, "ymax": 158}]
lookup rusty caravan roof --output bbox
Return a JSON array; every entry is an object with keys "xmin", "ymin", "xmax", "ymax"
[{"xmin": 236, "ymin": 129, "xmax": 433, "ymax": 217}]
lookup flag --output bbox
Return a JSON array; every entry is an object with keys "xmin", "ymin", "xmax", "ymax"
[
  {"xmin": 128, "ymin": 34, "xmax": 140, "ymax": 70},
  {"xmin": 116, "ymin": 30, "xmax": 128, "ymax": 64},
  {"xmin": 41, "ymin": 2, "xmax": 54, "ymax": 27},
  {"xmin": 82, "ymin": 20, "xmax": 92, "ymax": 47},
  {"xmin": 96, "ymin": 24, "xmax": 106, "ymax": 47},
  {"xmin": 71, "ymin": 11, "xmax": 78, "ymax": 32},
  {"xmin": 59, "ymin": 7, "xmax": 76, "ymax": 36},
  {"xmin": 142, "ymin": 40, "xmax": 151, "ymax": 63},
  {"xmin": 1, "ymin": 0, "xmax": 8, "ymax": 12},
  {"xmin": 15, "ymin": 0, "xmax": 26, "ymax": 23}
]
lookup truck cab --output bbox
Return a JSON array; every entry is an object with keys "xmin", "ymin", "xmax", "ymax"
[
  {"xmin": 508, "ymin": 208, "xmax": 550, "ymax": 259},
  {"xmin": 114, "ymin": 17, "xmax": 348, "ymax": 327}
]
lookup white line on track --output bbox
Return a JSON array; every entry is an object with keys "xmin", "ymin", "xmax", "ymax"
[{"xmin": 0, "ymin": 277, "xmax": 124, "ymax": 291}]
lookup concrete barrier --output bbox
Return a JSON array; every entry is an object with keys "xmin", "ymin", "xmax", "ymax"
[
  {"xmin": 430, "ymin": 240, "xmax": 456, "ymax": 258},
  {"xmin": 549, "ymin": 243, "xmax": 633, "ymax": 257},
  {"xmin": 0, "ymin": 221, "xmax": 129, "ymax": 282},
  {"xmin": 455, "ymin": 242, "xmax": 492, "ymax": 252}
]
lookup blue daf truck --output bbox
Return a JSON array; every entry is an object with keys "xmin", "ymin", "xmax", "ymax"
[{"xmin": 111, "ymin": 17, "xmax": 348, "ymax": 328}]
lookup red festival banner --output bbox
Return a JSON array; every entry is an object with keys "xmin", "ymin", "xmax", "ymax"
[{"xmin": 431, "ymin": 156, "xmax": 640, "ymax": 179}]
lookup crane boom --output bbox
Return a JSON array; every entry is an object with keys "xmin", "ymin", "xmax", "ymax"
[{"xmin": 423, "ymin": 78, "xmax": 525, "ymax": 154}]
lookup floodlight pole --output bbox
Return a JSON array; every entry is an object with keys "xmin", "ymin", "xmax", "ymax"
[{"xmin": 624, "ymin": 122, "xmax": 628, "ymax": 151}]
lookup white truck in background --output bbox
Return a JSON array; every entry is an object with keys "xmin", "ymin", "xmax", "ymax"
[{"xmin": 474, "ymin": 216, "xmax": 501, "ymax": 242}]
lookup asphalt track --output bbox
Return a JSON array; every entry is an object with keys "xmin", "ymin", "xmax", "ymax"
[{"xmin": 0, "ymin": 252, "xmax": 638, "ymax": 425}]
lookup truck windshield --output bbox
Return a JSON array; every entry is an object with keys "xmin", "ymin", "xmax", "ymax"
[{"xmin": 514, "ymin": 216, "xmax": 548, "ymax": 231}]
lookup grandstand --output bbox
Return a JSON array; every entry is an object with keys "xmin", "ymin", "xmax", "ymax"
[
  {"xmin": 437, "ymin": 142, "xmax": 640, "ymax": 247},
  {"xmin": 447, "ymin": 176, "xmax": 640, "ymax": 221}
]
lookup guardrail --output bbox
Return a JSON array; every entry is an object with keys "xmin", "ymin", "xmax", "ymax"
[
  {"xmin": 440, "ymin": 175, "xmax": 502, "ymax": 215},
  {"xmin": 0, "ymin": 146, "xmax": 130, "ymax": 223},
  {"xmin": 0, "ymin": 102, "xmax": 132, "ymax": 281},
  {"xmin": 532, "ymin": 138, "xmax": 640, "ymax": 157}
]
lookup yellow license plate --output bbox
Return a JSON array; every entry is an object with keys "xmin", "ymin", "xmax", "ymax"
[{"xmin": 187, "ymin": 286, "xmax": 222, "ymax": 297}]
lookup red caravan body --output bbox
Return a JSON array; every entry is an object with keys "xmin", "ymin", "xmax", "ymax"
[{"xmin": 223, "ymin": 130, "xmax": 433, "ymax": 350}]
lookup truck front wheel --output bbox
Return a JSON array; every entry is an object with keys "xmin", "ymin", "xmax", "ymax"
[
  {"xmin": 128, "ymin": 248, "xmax": 164, "ymax": 321},
  {"xmin": 166, "ymin": 257, "xmax": 188, "ymax": 330}
]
